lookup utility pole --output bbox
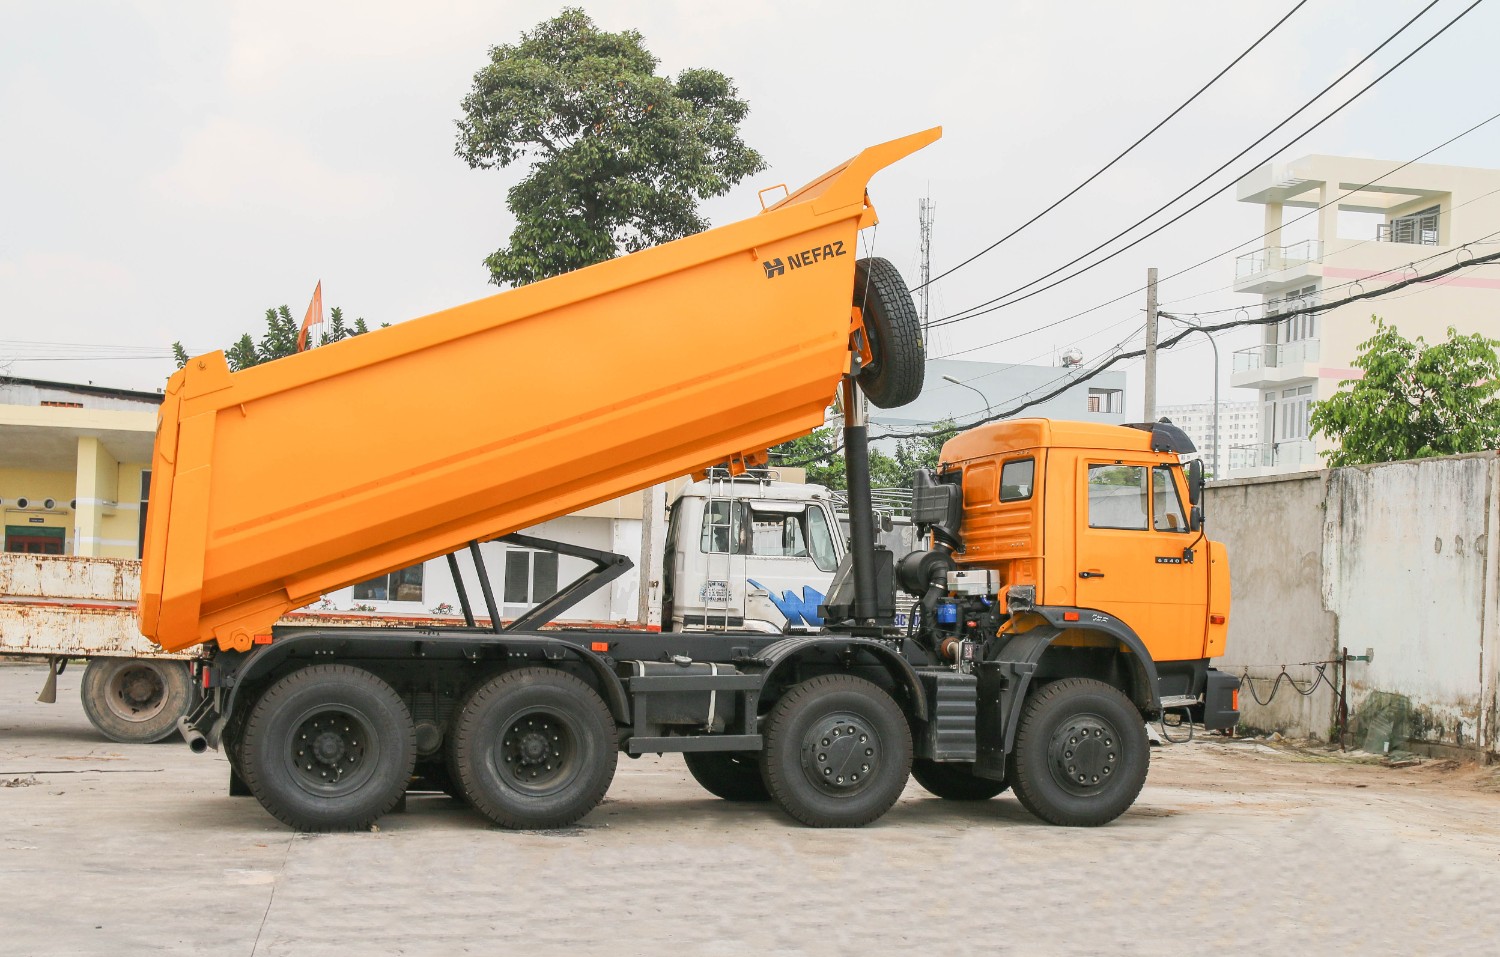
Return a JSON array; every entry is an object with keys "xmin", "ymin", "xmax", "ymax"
[
  {"xmin": 1143, "ymin": 267, "xmax": 1158, "ymax": 422},
  {"xmin": 917, "ymin": 194, "xmax": 935, "ymax": 341}
]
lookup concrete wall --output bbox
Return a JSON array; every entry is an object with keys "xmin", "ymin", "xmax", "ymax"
[
  {"xmin": 1207, "ymin": 451, "xmax": 1500, "ymax": 755},
  {"xmin": 1207, "ymin": 471, "xmax": 1339, "ymax": 737}
]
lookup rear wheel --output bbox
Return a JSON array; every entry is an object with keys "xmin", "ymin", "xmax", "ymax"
[
  {"xmin": 910, "ymin": 759, "xmax": 1009, "ymax": 801},
  {"xmin": 238, "ymin": 665, "xmax": 416, "ymax": 831},
  {"xmin": 684, "ymin": 751, "xmax": 770, "ymax": 802},
  {"xmin": 451, "ymin": 668, "xmax": 617, "ymax": 829},
  {"xmin": 79, "ymin": 657, "xmax": 195, "ymax": 744},
  {"xmin": 1008, "ymin": 678, "xmax": 1149, "ymax": 827},
  {"xmin": 761, "ymin": 674, "xmax": 912, "ymax": 827},
  {"xmin": 854, "ymin": 257, "xmax": 924, "ymax": 409}
]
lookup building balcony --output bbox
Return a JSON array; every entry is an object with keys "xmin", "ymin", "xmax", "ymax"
[
  {"xmin": 1232, "ymin": 240, "xmax": 1323, "ymax": 294},
  {"xmin": 1229, "ymin": 438, "xmax": 1319, "ymax": 474},
  {"xmin": 1230, "ymin": 338, "xmax": 1320, "ymax": 389}
]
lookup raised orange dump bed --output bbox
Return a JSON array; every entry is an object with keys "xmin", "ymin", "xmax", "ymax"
[{"xmin": 139, "ymin": 128, "xmax": 941, "ymax": 653}]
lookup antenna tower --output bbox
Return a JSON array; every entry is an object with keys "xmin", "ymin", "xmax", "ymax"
[{"xmin": 917, "ymin": 194, "xmax": 935, "ymax": 340}]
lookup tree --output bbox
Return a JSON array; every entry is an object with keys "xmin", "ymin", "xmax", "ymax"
[
  {"xmin": 172, "ymin": 305, "xmax": 373, "ymax": 372},
  {"xmin": 455, "ymin": 7, "xmax": 765, "ymax": 287},
  {"xmin": 766, "ymin": 423, "xmax": 948, "ymax": 492},
  {"xmin": 1309, "ymin": 315, "xmax": 1500, "ymax": 467}
]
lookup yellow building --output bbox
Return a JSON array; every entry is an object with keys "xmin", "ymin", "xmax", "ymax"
[{"xmin": 0, "ymin": 377, "xmax": 161, "ymax": 558}]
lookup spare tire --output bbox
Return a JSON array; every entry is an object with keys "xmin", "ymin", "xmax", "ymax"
[{"xmin": 853, "ymin": 257, "xmax": 924, "ymax": 408}]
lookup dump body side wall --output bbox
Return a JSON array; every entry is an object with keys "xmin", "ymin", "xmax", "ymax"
[{"xmin": 140, "ymin": 130, "xmax": 942, "ymax": 653}]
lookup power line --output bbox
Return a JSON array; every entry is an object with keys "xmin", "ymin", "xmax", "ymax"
[
  {"xmin": 784, "ymin": 246, "xmax": 1500, "ymax": 464},
  {"xmin": 913, "ymin": 0, "xmax": 1309, "ymax": 291},
  {"xmin": 932, "ymin": 0, "xmax": 1473, "ymax": 330}
]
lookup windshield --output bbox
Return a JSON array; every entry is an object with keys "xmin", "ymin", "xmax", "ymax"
[{"xmin": 701, "ymin": 500, "xmax": 838, "ymax": 571}]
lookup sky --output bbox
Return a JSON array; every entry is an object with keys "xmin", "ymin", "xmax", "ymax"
[{"xmin": 3, "ymin": 0, "xmax": 1498, "ymax": 421}]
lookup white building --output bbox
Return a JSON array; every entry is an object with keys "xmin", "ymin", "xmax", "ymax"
[
  {"xmin": 1229, "ymin": 155, "xmax": 1500, "ymax": 476},
  {"xmin": 1156, "ymin": 401, "xmax": 1259, "ymax": 476}
]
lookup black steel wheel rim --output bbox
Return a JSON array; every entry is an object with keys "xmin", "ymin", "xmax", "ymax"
[
  {"xmin": 493, "ymin": 707, "xmax": 580, "ymax": 796},
  {"xmin": 1046, "ymin": 712, "xmax": 1121, "ymax": 797},
  {"xmin": 800, "ymin": 711, "xmax": 881, "ymax": 796},
  {"xmin": 284, "ymin": 705, "xmax": 379, "ymax": 798},
  {"xmin": 105, "ymin": 663, "xmax": 168, "ymax": 723}
]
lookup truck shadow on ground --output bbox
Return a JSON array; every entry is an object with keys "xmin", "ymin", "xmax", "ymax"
[{"xmin": 381, "ymin": 790, "xmax": 1178, "ymax": 834}]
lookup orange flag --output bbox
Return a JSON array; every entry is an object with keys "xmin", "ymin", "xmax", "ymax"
[{"xmin": 298, "ymin": 280, "xmax": 323, "ymax": 352}]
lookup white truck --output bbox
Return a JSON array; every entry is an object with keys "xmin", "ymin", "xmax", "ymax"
[{"xmin": 2, "ymin": 478, "xmax": 862, "ymax": 742}]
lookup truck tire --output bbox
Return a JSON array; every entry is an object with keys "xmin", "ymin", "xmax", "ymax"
[
  {"xmin": 910, "ymin": 759, "xmax": 1009, "ymax": 801},
  {"xmin": 238, "ymin": 665, "xmax": 416, "ymax": 832},
  {"xmin": 683, "ymin": 751, "xmax": 770, "ymax": 802},
  {"xmin": 451, "ymin": 668, "xmax": 618, "ymax": 830},
  {"xmin": 79, "ymin": 657, "xmax": 196, "ymax": 744},
  {"xmin": 760, "ymin": 674, "xmax": 912, "ymax": 827},
  {"xmin": 854, "ymin": 257, "xmax": 924, "ymax": 409},
  {"xmin": 1007, "ymin": 677, "xmax": 1149, "ymax": 827}
]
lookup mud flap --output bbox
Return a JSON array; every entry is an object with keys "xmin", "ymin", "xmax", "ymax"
[{"xmin": 973, "ymin": 659, "xmax": 1035, "ymax": 780}]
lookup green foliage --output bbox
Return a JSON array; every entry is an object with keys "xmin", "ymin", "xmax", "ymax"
[
  {"xmin": 1309, "ymin": 316, "xmax": 1500, "ymax": 467},
  {"xmin": 455, "ymin": 7, "xmax": 765, "ymax": 287},
  {"xmin": 173, "ymin": 304, "xmax": 372, "ymax": 371},
  {"xmin": 769, "ymin": 419, "xmax": 957, "ymax": 492}
]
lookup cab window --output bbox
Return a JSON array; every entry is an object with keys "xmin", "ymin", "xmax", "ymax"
[
  {"xmin": 700, "ymin": 500, "xmax": 747, "ymax": 553},
  {"xmin": 1086, "ymin": 464, "xmax": 1149, "ymax": 530},
  {"xmin": 1152, "ymin": 466, "xmax": 1189, "ymax": 533},
  {"xmin": 999, "ymin": 458, "xmax": 1035, "ymax": 502}
]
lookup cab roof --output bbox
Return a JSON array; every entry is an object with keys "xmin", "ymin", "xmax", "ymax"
[{"xmin": 940, "ymin": 418, "xmax": 1186, "ymax": 466}]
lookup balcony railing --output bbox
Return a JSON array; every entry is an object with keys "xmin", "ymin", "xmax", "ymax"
[
  {"xmin": 1234, "ymin": 240, "xmax": 1323, "ymax": 279},
  {"xmin": 1230, "ymin": 439, "xmax": 1318, "ymax": 470},
  {"xmin": 1232, "ymin": 338, "xmax": 1321, "ymax": 373}
]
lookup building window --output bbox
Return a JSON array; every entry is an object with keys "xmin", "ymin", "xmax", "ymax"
[
  {"xmin": 504, "ymin": 549, "xmax": 559, "ymax": 614},
  {"xmin": 1087, "ymin": 388, "xmax": 1124, "ymax": 414},
  {"xmin": 1379, "ymin": 205, "xmax": 1440, "ymax": 245},
  {"xmin": 4, "ymin": 525, "xmax": 65, "ymax": 554},
  {"xmin": 353, "ymin": 564, "xmax": 424, "ymax": 602},
  {"xmin": 1087, "ymin": 464, "xmax": 1149, "ymax": 530},
  {"xmin": 40, "ymin": 400, "xmax": 83, "ymax": 408},
  {"xmin": 1280, "ymin": 386, "xmax": 1313, "ymax": 441},
  {"xmin": 138, "ymin": 470, "xmax": 151, "ymax": 559}
]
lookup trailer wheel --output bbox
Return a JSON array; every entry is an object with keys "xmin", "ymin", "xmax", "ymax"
[
  {"xmin": 451, "ymin": 668, "xmax": 617, "ymax": 829},
  {"xmin": 1007, "ymin": 677, "xmax": 1149, "ymax": 827},
  {"xmin": 238, "ymin": 665, "xmax": 416, "ymax": 832},
  {"xmin": 683, "ymin": 751, "xmax": 770, "ymax": 802},
  {"xmin": 854, "ymin": 257, "xmax": 924, "ymax": 409},
  {"xmin": 760, "ymin": 674, "xmax": 912, "ymax": 827},
  {"xmin": 910, "ymin": 759, "xmax": 1009, "ymax": 801},
  {"xmin": 79, "ymin": 657, "xmax": 195, "ymax": 744}
]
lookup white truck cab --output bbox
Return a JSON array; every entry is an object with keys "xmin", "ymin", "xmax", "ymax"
[{"xmin": 663, "ymin": 474, "xmax": 844, "ymax": 634}]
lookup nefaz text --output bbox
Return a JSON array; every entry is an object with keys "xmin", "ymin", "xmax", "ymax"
[{"xmin": 762, "ymin": 240, "xmax": 846, "ymax": 278}]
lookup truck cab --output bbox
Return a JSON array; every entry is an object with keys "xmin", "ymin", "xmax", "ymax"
[{"xmin": 663, "ymin": 474, "xmax": 843, "ymax": 633}]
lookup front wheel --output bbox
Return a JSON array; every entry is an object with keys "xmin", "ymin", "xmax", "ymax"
[
  {"xmin": 79, "ymin": 657, "xmax": 196, "ymax": 744},
  {"xmin": 238, "ymin": 665, "xmax": 416, "ymax": 832},
  {"xmin": 760, "ymin": 674, "xmax": 912, "ymax": 827},
  {"xmin": 1008, "ymin": 678, "xmax": 1149, "ymax": 827}
]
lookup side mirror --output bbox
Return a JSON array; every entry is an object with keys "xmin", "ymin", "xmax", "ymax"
[
  {"xmin": 1185, "ymin": 459, "xmax": 1205, "ymax": 506},
  {"xmin": 1189, "ymin": 504, "xmax": 1204, "ymax": 533}
]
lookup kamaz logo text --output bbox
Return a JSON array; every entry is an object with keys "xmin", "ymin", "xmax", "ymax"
[{"xmin": 761, "ymin": 241, "xmax": 846, "ymax": 279}]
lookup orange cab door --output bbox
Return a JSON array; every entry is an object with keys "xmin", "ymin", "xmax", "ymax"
[{"xmin": 1073, "ymin": 461, "xmax": 1208, "ymax": 662}]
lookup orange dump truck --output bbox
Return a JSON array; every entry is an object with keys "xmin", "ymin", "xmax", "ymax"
[{"xmin": 141, "ymin": 128, "xmax": 1238, "ymax": 832}]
